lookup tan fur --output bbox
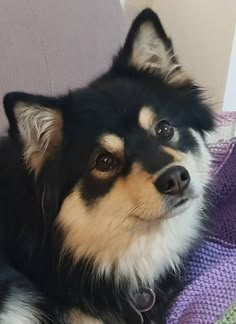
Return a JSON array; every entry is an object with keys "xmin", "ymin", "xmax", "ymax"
[
  {"xmin": 99, "ymin": 134, "xmax": 124, "ymax": 158},
  {"xmin": 15, "ymin": 103, "xmax": 62, "ymax": 174},
  {"xmin": 57, "ymin": 163, "xmax": 163, "ymax": 273},
  {"xmin": 68, "ymin": 310, "xmax": 103, "ymax": 324},
  {"xmin": 91, "ymin": 168, "xmax": 117, "ymax": 180},
  {"xmin": 138, "ymin": 106, "xmax": 157, "ymax": 132},
  {"xmin": 163, "ymin": 146, "xmax": 182, "ymax": 162},
  {"xmin": 129, "ymin": 22, "xmax": 190, "ymax": 86}
]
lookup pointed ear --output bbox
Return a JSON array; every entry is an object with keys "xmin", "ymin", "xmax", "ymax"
[
  {"xmin": 3, "ymin": 92, "xmax": 63, "ymax": 174},
  {"xmin": 114, "ymin": 8, "xmax": 190, "ymax": 87}
]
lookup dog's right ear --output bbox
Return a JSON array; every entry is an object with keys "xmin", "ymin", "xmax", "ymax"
[{"xmin": 3, "ymin": 92, "xmax": 63, "ymax": 174}]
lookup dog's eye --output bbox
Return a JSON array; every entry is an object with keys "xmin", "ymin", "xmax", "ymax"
[
  {"xmin": 155, "ymin": 120, "xmax": 174, "ymax": 140},
  {"xmin": 95, "ymin": 152, "xmax": 118, "ymax": 172}
]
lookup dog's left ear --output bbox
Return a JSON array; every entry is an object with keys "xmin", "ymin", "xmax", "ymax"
[
  {"xmin": 114, "ymin": 8, "xmax": 189, "ymax": 87},
  {"xmin": 3, "ymin": 92, "xmax": 63, "ymax": 174}
]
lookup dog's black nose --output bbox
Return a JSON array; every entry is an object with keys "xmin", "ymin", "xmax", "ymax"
[{"xmin": 155, "ymin": 166, "xmax": 190, "ymax": 195}]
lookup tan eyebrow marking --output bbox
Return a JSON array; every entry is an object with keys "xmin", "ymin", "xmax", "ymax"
[
  {"xmin": 138, "ymin": 106, "xmax": 157, "ymax": 131},
  {"xmin": 99, "ymin": 134, "xmax": 124, "ymax": 157},
  {"xmin": 162, "ymin": 146, "xmax": 182, "ymax": 162}
]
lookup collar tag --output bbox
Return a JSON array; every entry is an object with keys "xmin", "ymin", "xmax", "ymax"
[
  {"xmin": 131, "ymin": 287, "xmax": 156, "ymax": 313},
  {"xmin": 128, "ymin": 287, "xmax": 156, "ymax": 323}
]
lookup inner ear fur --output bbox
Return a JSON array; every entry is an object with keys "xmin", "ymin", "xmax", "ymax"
[
  {"xmin": 114, "ymin": 8, "xmax": 190, "ymax": 87},
  {"xmin": 3, "ymin": 92, "xmax": 63, "ymax": 173}
]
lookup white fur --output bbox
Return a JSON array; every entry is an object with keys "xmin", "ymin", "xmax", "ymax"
[
  {"xmin": 116, "ymin": 129, "xmax": 210, "ymax": 287},
  {"xmin": 171, "ymin": 128, "xmax": 180, "ymax": 144},
  {"xmin": 117, "ymin": 199, "xmax": 203, "ymax": 286},
  {"xmin": 0, "ymin": 288, "xmax": 45, "ymax": 324}
]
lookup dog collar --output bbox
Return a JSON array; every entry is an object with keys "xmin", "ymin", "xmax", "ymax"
[{"xmin": 128, "ymin": 287, "xmax": 156, "ymax": 324}]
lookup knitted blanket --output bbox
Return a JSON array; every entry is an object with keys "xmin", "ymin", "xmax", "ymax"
[{"xmin": 167, "ymin": 113, "xmax": 236, "ymax": 324}]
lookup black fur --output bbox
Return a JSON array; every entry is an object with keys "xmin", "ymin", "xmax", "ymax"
[{"xmin": 0, "ymin": 9, "xmax": 214, "ymax": 324}]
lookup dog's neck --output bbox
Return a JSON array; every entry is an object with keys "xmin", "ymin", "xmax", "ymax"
[
  {"xmin": 53, "ymin": 252, "xmax": 183, "ymax": 324},
  {"xmin": 51, "ymin": 198, "xmax": 201, "ymax": 305}
]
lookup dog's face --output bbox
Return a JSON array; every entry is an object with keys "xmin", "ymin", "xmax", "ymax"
[{"xmin": 3, "ymin": 9, "xmax": 214, "ymax": 283}]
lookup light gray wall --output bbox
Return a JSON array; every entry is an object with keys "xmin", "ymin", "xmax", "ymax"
[{"xmin": 0, "ymin": 0, "xmax": 126, "ymax": 131}]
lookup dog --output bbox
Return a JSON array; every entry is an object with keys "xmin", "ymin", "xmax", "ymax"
[{"xmin": 0, "ymin": 8, "xmax": 214, "ymax": 324}]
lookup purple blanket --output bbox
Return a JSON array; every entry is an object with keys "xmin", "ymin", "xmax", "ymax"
[{"xmin": 167, "ymin": 113, "xmax": 236, "ymax": 323}]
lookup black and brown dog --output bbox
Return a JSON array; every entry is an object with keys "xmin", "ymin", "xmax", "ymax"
[{"xmin": 0, "ymin": 9, "xmax": 214, "ymax": 324}]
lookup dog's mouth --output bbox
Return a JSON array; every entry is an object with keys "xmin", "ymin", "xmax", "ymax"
[
  {"xmin": 164, "ymin": 197, "xmax": 191, "ymax": 219},
  {"xmin": 173, "ymin": 198, "xmax": 189, "ymax": 209},
  {"xmin": 131, "ymin": 195, "xmax": 197, "ymax": 225}
]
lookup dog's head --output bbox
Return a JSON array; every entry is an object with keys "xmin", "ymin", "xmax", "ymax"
[{"xmin": 3, "ymin": 9, "xmax": 214, "ymax": 284}]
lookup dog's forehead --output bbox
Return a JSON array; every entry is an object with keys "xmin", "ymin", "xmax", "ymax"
[
  {"xmin": 72, "ymin": 85, "xmax": 159, "ymax": 128},
  {"xmin": 74, "ymin": 104, "xmax": 157, "ymax": 144}
]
